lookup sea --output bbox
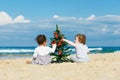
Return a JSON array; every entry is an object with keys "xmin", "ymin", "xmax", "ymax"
[{"xmin": 0, "ymin": 46, "xmax": 120, "ymax": 59}]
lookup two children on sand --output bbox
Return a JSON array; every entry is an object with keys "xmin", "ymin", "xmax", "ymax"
[{"xmin": 26, "ymin": 33, "xmax": 89, "ymax": 65}]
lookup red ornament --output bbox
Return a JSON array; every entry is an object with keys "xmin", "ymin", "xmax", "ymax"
[
  {"xmin": 57, "ymin": 41, "xmax": 62, "ymax": 47},
  {"xmin": 58, "ymin": 50, "xmax": 62, "ymax": 55}
]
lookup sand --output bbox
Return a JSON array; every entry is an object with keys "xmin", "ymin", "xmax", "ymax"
[{"xmin": 0, "ymin": 53, "xmax": 120, "ymax": 80}]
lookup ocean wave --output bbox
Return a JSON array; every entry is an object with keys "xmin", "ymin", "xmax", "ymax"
[
  {"xmin": 0, "ymin": 49, "xmax": 34, "ymax": 53},
  {"xmin": 69, "ymin": 47, "xmax": 102, "ymax": 51},
  {"xmin": 114, "ymin": 50, "xmax": 120, "ymax": 53},
  {"xmin": 89, "ymin": 48, "xmax": 102, "ymax": 51},
  {"xmin": 0, "ymin": 47, "xmax": 102, "ymax": 53}
]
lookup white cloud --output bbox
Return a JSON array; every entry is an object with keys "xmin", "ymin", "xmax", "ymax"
[
  {"xmin": 53, "ymin": 15, "xmax": 59, "ymax": 19},
  {"xmin": 94, "ymin": 15, "xmax": 120, "ymax": 23},
  {"xmin": 112, "ymin": 25, "xmax": 120, "ymax": 35},
  {"xmin": 0, "ymin": 11, "xmax": 12, "ymax": 25},
  {"xmin": 86, "ymin": 15, "xmax": 95, "ymax": 20},
  {"xmin": 53, "ymin": 15, "xmax": 77, "ymax": 21},
  {"xmin": 52, "ymin": 14, "xmax": 120, "ymax": 23},
  {"xmin": 101, "ymin": 25, "xmax": 108, "ymax": 32},
  {"xmin": 53, "ymin": 14, "xmax": 96, "ymax": 22},
  {"xmin": 0, "ymin": 14, "xmax": 120, "ymax": 46},
  {"xmin": 51, "ymin": 14, "xmax": 120, "ymax": 35},
  {"xmin": 0, "ymin": 11, "xmax": 30, "ymax": 25},
  {"xmin": 113, "ymin": 30, "xmax": 120, "ymax": 35},
  {"xmin": 13, "ymin": 15, "xmax": 30, "ymax": 23}
]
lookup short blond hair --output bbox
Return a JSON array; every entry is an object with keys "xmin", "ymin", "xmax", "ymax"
[{"xmin": 75, "ymin": 34, "xmax": 86, "ymax": 45}]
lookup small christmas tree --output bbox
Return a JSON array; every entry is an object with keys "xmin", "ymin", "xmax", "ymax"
[{"xmin": 50, "ymin": 24, "xmax": 71, "ymax": 63}]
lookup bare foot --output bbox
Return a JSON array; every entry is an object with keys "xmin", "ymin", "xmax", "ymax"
[{"xmin": 25, "ymin": 60, "xmax": 31, "ymax": 64}]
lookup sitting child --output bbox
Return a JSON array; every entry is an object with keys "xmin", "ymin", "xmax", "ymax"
[
  {"xmin": 62, "ymin": 34, "xmax": 89, "ymax": 62},
  {"xmin": 26, "ymin": 34, "xmax": 56, "ymax": 65}
]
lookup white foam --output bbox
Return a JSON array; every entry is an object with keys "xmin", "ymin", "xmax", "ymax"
[
  {"xmin": 69, "ymin": 47, "xmax": 102, "ymax": 51},
  {"xmin": 89, "ymin": 48, "xmax": 102, "ymax": 51},
  {"xmin": 114, "ymin": 50, "xmax": 120, "ymax": 53},
  {"xmin": 0, "ymin": 49, "xmax": 34, "ymax": 53}
]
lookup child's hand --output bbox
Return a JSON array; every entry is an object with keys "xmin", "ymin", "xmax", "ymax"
[
  {"xmin": 51, "ymin": 40, "xmax": 56, "ymax": 44},
  {"xmin": 51, "ymin": 41, "xmax": 56, "ymax": 47},
  {"xmin": 60, "ymin": 37, "xmax": 64, "ymax": 42}
]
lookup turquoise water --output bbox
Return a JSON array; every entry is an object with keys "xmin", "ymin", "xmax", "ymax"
[{"xmin": 0, "ymin": 46, "xmax": 120, "ymax": 59}]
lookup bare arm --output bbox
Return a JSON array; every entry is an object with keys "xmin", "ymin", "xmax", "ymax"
[
  {"xmin": 48, "ymin": 44, "xmax": 56, "ymax": 53},
  {"xmin": 63, "ymin": 39, "xmax": 75, "ymax": 47},
  {"xmin": 51, "ymin": 44, "xmax": 57, "ymax": 53}
]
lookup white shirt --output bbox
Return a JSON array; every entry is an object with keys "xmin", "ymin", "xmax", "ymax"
[
  {"xmin": 75, "ymin": 43, "xmax": 89, "ymax": 58},
  {"xmin": 63, "ymin": 39, "xmax": 89, "ymax": 58},
  {"xmin": 33, "ymin": 44, "xmax": 56, "ymax": 57}
]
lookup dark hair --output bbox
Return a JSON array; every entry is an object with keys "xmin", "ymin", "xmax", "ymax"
[
  {"xmin": 36, "ymin": 34, "xmax": 46, "ymax": 45},
  {"xmin": 75, "ymin": 34, "xmax": 86, "ymax": 45}
]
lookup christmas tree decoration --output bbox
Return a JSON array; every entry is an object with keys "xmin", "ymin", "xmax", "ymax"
[{"xmin": 50, "ymin": 24, "xmax": 72, "ymax": 63}]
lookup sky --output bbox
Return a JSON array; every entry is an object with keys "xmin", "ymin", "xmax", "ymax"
[{"xmin": 0, "ymin": 0, "xmax": 120, "ymax": 47}]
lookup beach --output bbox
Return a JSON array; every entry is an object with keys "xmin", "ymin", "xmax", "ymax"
[{"xmin": 0, "ymin": 53, "xmax": 120, "ymax": 80}]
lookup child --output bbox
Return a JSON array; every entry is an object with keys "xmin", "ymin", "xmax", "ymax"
[
  {"xmin": 62, "ymin": 34, "xmax": 89, "ymax": 62},
  {"xmin": 26, "ymin": 34, "xmax": 56, "ymax": 65}
]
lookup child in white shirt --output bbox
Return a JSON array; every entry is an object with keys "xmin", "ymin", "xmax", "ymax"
[
  {"xmin": 63, "ymin": 34, "xmax": 89, "ymax": 62},
  {"xmin": 26, "ymin": 34, "xmax": 56, "ymax": 65}
]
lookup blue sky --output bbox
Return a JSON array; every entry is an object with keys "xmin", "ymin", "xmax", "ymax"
[{"xmin": 0, "ymin": 0, "xmax": 120, "ymax": 46}]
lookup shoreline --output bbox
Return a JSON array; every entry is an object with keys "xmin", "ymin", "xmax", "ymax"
[
  {"xmin": 0, "ymin": 51, "xmax": 119, "ymax": 59},
  {"xmin": 0, "ymin": 53, "xmax": 120, "ymax": 80}
]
